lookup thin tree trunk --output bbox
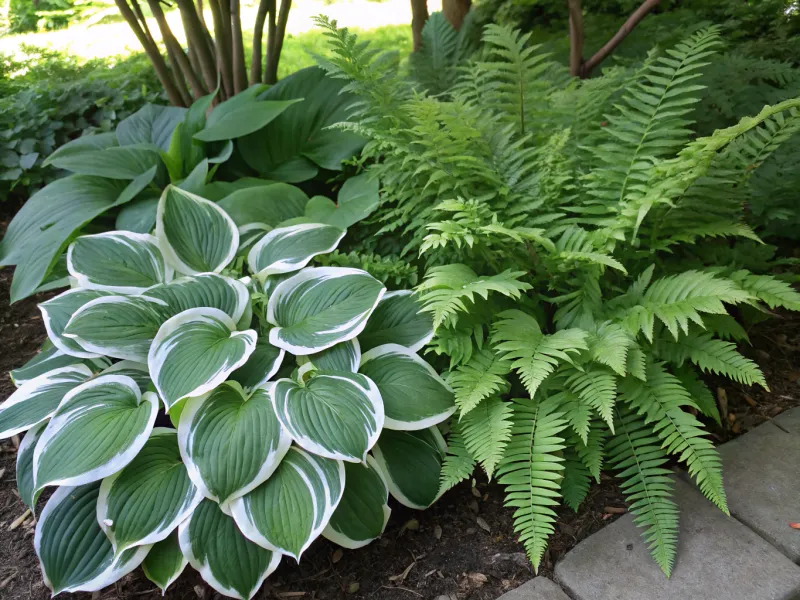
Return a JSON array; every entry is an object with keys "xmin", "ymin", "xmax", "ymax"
[
  {"xmin": 230, "ymin": 0, "xmax": 247, "ymax": 93},
  {"xmin": 114, "ymin": 0, "xmax": 186, "ymax": 106},
  {"xmin": 410, "ymin": 0, "xmax": 428, "ymax": 51},
  {"xmin": 208, "ymin": 0, "xmax": 234, "ymax": 97},
  {"xmin": 250, "ymin": 0, "xmax": 269, "ymax": 85},
  {"xmin": 442, "ymin": 0, "xmax": 470, "ymax": 30},
  {"xmin": 176, "ymin": 0, "xmax": 218, "ymax": 92},
  {"xmin": 265, "ymin": 0, "xmax": 290, "ymax": 84},
  {"xmin": 264, "ymin": 0, "xmax": 276, "ymax": 82},
  {"xmin": 567, "ymin": 0, "xmax": 583, "ymax": 77}
]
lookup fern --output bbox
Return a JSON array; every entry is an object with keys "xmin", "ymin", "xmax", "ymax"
[
  {"xmin": 449, "ymin": 348, "xmax": 511, "ymax": 415},
  {"xmin": 728, "ymin": 269, "xmax": 800, "ymax": 311},
  {"xmin": 673, "ymin": 366, "xmax": 722, "ymax": 425},
  {"xmin": 576, "ymin": 419, "xmax": 608, "ymax": 482},
  {"xmin": 440, "ymin": 421, "xmax": 476, "ymax": 492},
  {"xmin": 562, "ymin": 444, "xmax": 592, "ymax": 512},
  {"xmin": 410, "ymin": 11, "xmax": 478, "ymax": 96},
  {"xmin": 587, "ymin": 322, "xmax": 633, "ymax": 376},
  {"xmin": 460, "ymin": 396, "xmax": 513, "ymax": 479},
  {"xmin": 564, "ymin": 364, "xmax": 618, "ymax": 431}
]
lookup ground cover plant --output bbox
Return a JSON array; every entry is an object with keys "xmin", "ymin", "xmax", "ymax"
[{"xmin": 316, "ymin": 17, "xmax": 800, "ymax": 577}]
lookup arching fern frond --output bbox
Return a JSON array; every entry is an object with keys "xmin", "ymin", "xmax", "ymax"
[
  {"xmin": 449, "ymin": 348, "xmax": 511, "ymax": 415},
  {"xmin": 564, "ymin": 364, "xmax": 618, "ymax": 431},
  {"xmin": 439, "ymin": 421, "xmax": 476, "ymax": 492},
  {"xmin": 728, "ymin": 269, "xmax": 800, "ymax": 310},
  {"xmin": 460, "ymin": 396, "xmax": 513, "ymax": 480},
  {"xmin": 562, "ymin": 444, "xmax": 591, "ymax": 512}
]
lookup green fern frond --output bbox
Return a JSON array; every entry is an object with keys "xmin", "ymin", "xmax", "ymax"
[
  {"xmin": 493, "ymin": 310, "xmax": 589, "ymax": 398},
  {"xmin": 607, "ymin": 407, "xmax": 679, "ymax": 577},
  {"xmin": 626, "ymin": 344, "xmax": 648, "ymax": 381},
  {"xmin": 562, "ymin": 445, "xmax": 591, "ymax": 512},
  {"xmin": 550, "ymin": 387, "xmax": 592, "ymax": 443},
  {"xmin": 701, "ymin": 314, "xmax": 750, "ymax": 343},
  {"xmin": 461, "ymin": 396, "xmax": 514, "ymax": 479},
  {"xmin": 728, "ymin": 269, "xmax": 800, "ymax": 311},
  {"xmin": 565, "ymin": 364, "xmax": 618, "ymax": 431},
  {"xmin": 620, "ymin": 362, "xmax": 728, "ymax": 513},
  {"xmin": 439, "ymin": 421, "xmax": 476, "ymax": 492},
  {"xmin": 673, "ymin": 366, "xmax": 722, "ymax": 425},
  {"xmin": 588, "ymin": 322, "xmax": 633, "ymax": 376},
  {"xmin": 449, "ymin": 348, "xmax": 511, "ymax": 415},
  {"xmin": 553, "ymin": 226, "xmax": 627, "ymax": 274},
  {"xmin": 497, "ymin": 398, "xmax": 568, "ymax": 571},
  {"xmin": 577, "ymin": 419, "xmax": 608, "ymax": 482}
]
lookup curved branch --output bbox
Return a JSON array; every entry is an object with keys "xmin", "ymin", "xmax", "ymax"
[
  {"xmin": 567, "ymin": 0, "xmax": 583, "ymax": 77},
  {"xmin": 250, "ymin": 0, "xmax": 270, "ymax": 85},
  {"xmin": 230, "ymin": 0, "xmax": 248, "ymax": 93}
]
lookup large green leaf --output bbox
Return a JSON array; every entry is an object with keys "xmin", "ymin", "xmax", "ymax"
[
  {"xmin": 67, "ymin": 232, "xmax": 172, "ymax": 293},
  {"xmin": 178, "ymin": 382, "xmax": 291, "ymax": 510},
  {"xmin": 43, "ymin": 132, "xmax": 119, "ymax": 166},
  {"xmin": 33, "ymin": 375, "xmax": 159, "ymax": 492},
  {"xmin": 115, "ymin": 194, "xmax": 160, "ymax": 234},
  {"xmin": 194, "ymin": 91, "xmax": 302, "ymax": 142},
  {"xmin": 34, "ymin": 483, "xmax": 150, "ymax": 595},
  {"xmin": 142, "ymin": 531, "xmax": 187, "ymax": 593},
  {"xmin": 148, "ymin": 308, "xmax": 257, "ymax": 410},
  {"xmin": 322, "ymin": 458, "xmax": 391, "ymax": 549},
  {"xmin": 358, "ymin": 290, "xmax": 434, "ymax": 353},
  {"xmin": 97, "ymin": 428, "xmax": 202, "ymax": 554},
  {"xmin": 359, "ymin": 344, "xmax": 455, "ymax": 430},
  {"xmin": 116, "ymin": 104, "xmax": 187, "ymax": 151},
  {"xmin": 229, "ymin": 335, "xmax": 284, "ymax": 391},
  {"xmin": 248, "ymin": 223, "xmax": 345, "ymax": 279},
  {"xmin": 238, "ymin": 66, "xmax": 366, "ymax": 182},
  {"xmin": 16, "ymin": 421, "xmax": 46, "ymax": 510},
  {"xmin": 156, "ymin": 185, "xmax": 239, "ymax": 275},
  {"xmin": 178, "ymin": 499, "xmax": 280, "ymax": 600},
  {"xmin": 47, "ymin": 144, "xmax": 162, "ymax": 180},
  {"xmin": 292, "ymin": 173, "xmax": 379, "ymax": 229},
  {"xmin": 39, "ymin": 288, "xmax": 116, "ymax": 357},
  {"xmin": 267, "ymin": 267, "xmax": 386, "ymax": 354},
  {"xmin": 146, "ymin": 272, "xmax": 250, "ymax": 324},
  {"xmin": 305, "ymin": 338, "xmax": 361, "ymax": 373},
  {"xmin": 9, "ymin": 342, "xmax": 107, "ymax": 387},
  {"xmin": 217, "ymin": 183, "xmax": 309, "ymax": 227},
  {"xmin": 101, "ymin": 360, "xmax": 152, "ymax": 393},
  {"xmin": 0, "ymin": 174, "xmax": 154, "ymax": 302},
  {"xmin": 371, "ymin": 428, "xmax": 447, "ymax": 509},
  {"xmin": 0, "ymin": 365, "xmax": 93, "ymax": 439},
  {"xmin": 201, "ymin": 177, "xmax": 276, "ymax": 201},
  {"xmin": 231, "ymin": 447, "xmax": 344, "ymax": 560}
]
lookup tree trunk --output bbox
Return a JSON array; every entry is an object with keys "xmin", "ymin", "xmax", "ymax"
[
  {"xmin": 230, "ymin": 0, "xmax": 248, "ymax": 93},
  {"xmin": 264, "ymin": 0, "xmax": 291, "ymax": 84},
  {"xmin": 410, "ymin": 0, "xmax": 428, "ymax": 51},
  {"xmin": 250, "ymin": 0, "xmax": 270, "ymax": 85},
  {"xmin": 442, "ymin": 0, "xmax": 470, "ymax": 30},
  {"xmin": 567, "ymin": 0, "xmax": 583, "ymax": 77}
]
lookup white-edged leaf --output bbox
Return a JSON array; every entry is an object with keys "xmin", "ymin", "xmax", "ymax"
[
  {"xmin": 371, "ymin": 428, "xmax": 447, "ymax": 509},
  {"xmin": 143, "ymin": 531, "xmax": 187, "ymax": 593},
  {"xmin": 231, "ymin": 446, "xmax": 344, "ymax": 561},
  {"xmin": 64, "ymin": 295, "xmax": 169, "ymax": 362},
  {"xmin": 146, "ymin": 272, "xmax": 250, "ymax": 324},
  {"xmin": 178, "ymin": 499, "xmax": 281, "ymax": 600},
  {"xmin": 67, "ymin": 231, "xmax": 172, "ymax": 293},
  {"xmin": 33, "ymin": 375, "xmax": 158, "ymax": 492},
  {"xmin": 156, "ymin": 185, "xmax": 239, "ymax": 275},
  {"xmin": 271, "ymin": 372, "xmax": 384, "ymax": 462},
  {"xmin": 97, "ymin": 428, "xmax": 203, "ymax": 554},
  {"xmin": 34, "ymin": 483, "xmax": 150, "ymax": 595},
  {"xmin": 0, "ymin": 365, "xmax": 93, "ymax": 439},
  {"xmin": 247, "ymin": 223, "xmax": 345, "ymax": 279},
  {"xmin": 360, "ymin": 344, "xmax": 455, "ymax": 430},
  {"xmin": 178, "ymin": 382, "xmax": 291, "ymax": 511},
  {"xmin": 322, "ymin": 456, "xmax": 391, "ymax": 549},
  {"xmin": 100, "ymin": 360, "xmax": 152, "ymax": 393},
  {"xmin": 39, "ymin": 288, "xmax": 116, "ymax": 357},
  {"xmin": 10, "ymin": 343, "xmax": 107, "ymax": 387},
  {"xmin": 267, "ymin": 267, "xmax": 385, "ymax": 355},
  {"xmin": 358, "ymin": 290, "xmax": 434, "ymax": 353},
  {"xmin": 16, "ymin": 421, "xmax": 46, "ymax": 510},
  {"xmin": 148, "ymin": 307, "xmax": 257, "ymax": 411},
  {"xmin": 230, "ymin": 335, "xmax": 284, "ymax": 390},
  {"xmin": 304, "ymin": 338, "xmax": 361, "ymax": 373},
  {"xmin": 237, "ymin": 223, "xmax": 271, "ymax": 255}
]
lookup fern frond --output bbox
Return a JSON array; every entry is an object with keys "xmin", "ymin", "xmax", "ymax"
[
  {"xmin": 550, "ymin": 387, "xmax": 592, "ymax": 444},
  {"xmin": 577, "ymin": 418, "xmax": 608, "ymax": 481},
  {"xmin": 449, "ymin": 348, "xmax": 511, "ymax": 415},
  {"xmin": 565, "ymin": 364, "xmax": 618, "ymax": 431},
  {"xmin": 553, "ymin": 226, "xmax": 627, "ymax": 274},
  {"xmin": 626, "ymin": 344, "xmax": 648, "ymax": 381},
  {"xmin": 620, "ymin": 362, "xmax": 728, "ymax": 513},
  {"xmin": 700, "ymin": 314, "xmax": 750, "ymax": 343},
  {"xmin": 461, "ymin": 396, "xmax": 513, "ymax": 479},
  {"xmin": 607, "ymin": 408, "xmax": 679, "ymax": 577},
  {"xmin": 497, "ymin": 398, "xmax": 568, "ymax": 571},
  {"xmin": 673, "ymin": 366, "xmax": 722, "ymax": 425},
  {"xmin": 588, "ymin": 322, "xmax": 633, "ymax": 376},
  {"xmin": 439, "ymin": 421, "xmax": 476, "ymax": 492},
  {"xmin": 562, "ymin": 445, "xmax": 591, "ymax": 512},
  {"xmin": 728, "ymin": 269, "xmax": 800, "ymax": 311}
]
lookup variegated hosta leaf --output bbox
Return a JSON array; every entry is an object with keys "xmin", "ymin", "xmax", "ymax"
[
  {"xmin": 101, "ymin": 360, "xmax": 152, "ymax": 393},
  {"xmin": 156, "ymin": 185, "xmax": 239, "ymax": 275},
  {"xmin": 231, "ymin": 447, "xmax": 345, "ymax": 560},
  {"xmin": 35, "ymin": 483, "xmax": 150, "ymax": 595},
  {"xmin": 322, "ymin": 457, "xmax": 391, "ymax": 549},
  {"xmin": 97, "ymin": 428, "xmax": 203, "ymax": 554},
  {"xmin": 247, "ymin": 223, "xmax": 345, "ymax": 279},
  {"xmin": 178, "ymin": 382, "xmax": 291, "ymax": 511},
  {"xmin": 237, "ymin": 223, "xmax": 270, "ymax": 256},
  {"xmin": 143, "ymin": 531, "xmax": 187, "ymax": 593},
  {"xmin": 359, "ymin": 344, "xmax": 455, "ymax": 430},
  {"xmin": 148, "ymin": 307, "xmax": 257, "ymax": 411},
  {"xmin": 267, "ymin": 267, "xmax": 386, "ymax": 355},
  {"xmin": 16, "ymin": 421, "xmax": 45, "ymax": 510},
  {"xmin": 371, "ymin": 428, "xmax": 447, "ymax": 509},
  {"xmin": 40, "ymin": 289, "xmax": 115, "ymax": 357},
  {"xmin": 33, "ymin": 375, "xmax": 159, "ymax": 492},
  {"xmin": 179, "ymin": 499, "xmax": 281, "ymax": 600},
  {"xmin": 67, "ymin": 231, "xmax": 173, "ymax": 293},
  {"xmin": 230, "ymin": 335, "xmax": 284, "ymax": 390},
  {"xmin": 271, "ymin": 372, "xmax": 383, "ymax": 462},
  {"xmin": 63, "ymin": 295, "xmax": 169, "ymax": 362},
  {"xmin": 0, "ymin": 364, "xmax": 93, "ymax": 439},
  {"xmin": 10, "ymin": 343, "xmax": 108, "ymax": 387},
  {"xmin": 358, "ymin": 290, "xmax": 434, "ymax": 353},
  {"xmin": 303, "ymin": 339, "xmax": 361, "ymax": 373},
  {"xmin": 146, "ymin": 272, "xmax": 250, "ymax": 324}
]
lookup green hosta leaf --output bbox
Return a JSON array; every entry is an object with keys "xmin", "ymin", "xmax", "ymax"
[
  {"xmin": 146, "ymin": 272, "xmax": 250, "ymax": 324},
  {"xmin": 33, "ymin": 375, "xmax": 159, "ymax": 492},
  {"xmin": 142, "ymin": 531, "xmax": 187, "ymax": 593},
  {"xmin": 149, "ymin": 308, "xmax": 257, "ymax": 411},
  {"xmin": 305, "ymin": 339, "xmax": 361, "ymax": 372},
  {"xmin": 156, "ymin": 185, "xmax": 239, "ymax": 275},
  {"xmin": 116, "ymin": 104, "xmax": 187, "ymax": 151},
  {"xmin": 371, "ymin": 428, "xmax": 447, "ymax": 510},
  {"xmin": 0, "ymin": 365, "xmax": 93, "ymax": 439},
  {"xmin": 248, "ymin": 223, "xmax": 345, "ymax": 279},
  {"xmin": 194, "ymin": 91, "xmax": 301, "ymax": 142},
  {"xmin": 179, "ymin": 499, "xmax": 281, "ymax": 600},
  {"xmin": 64, "ymin": 295, "xmax": 169, "ymax": 362},
  {"xmin": 231, "ymin": 446, "xmax": 345, "ymax": 560},
  {"xmin": 67, "ymin": 232, "xmax": 172, "ymax": 293},
  {"xmin": 237, "ymin": 224, "xmax": 271, "ymax": 256},
  {"xmin": 101, "ymin": 360, "xmax": 152, "ymax": 393},
  {"xmin": 327, "ymin": 173, "xmax": 380, "ymax": 229},
  {"xmin": 230, "ymin": 336, "xmax": 285, "ymax": 390},
  {"xmin": 9, "ymin": 343, "xmax": 107, "ymax": 387},
  {"xmin": 271, "ymin": 373, "xmax": 383, "ymax": 462},
  {"xmin": 16, "ymin": 422, "xmax": 45, "ymax": 510},
  {"xmin": 47, "ymin": 144, "xmax": 162, "ymax": 180},
  {"xmin": 34, "ymin": 483, "xmax": 150, "ymax": 595},
  {"xmin": 178, "ymin": 383, "xmax": 291, "ymax": 510},
  {"xmin": 116, "ymin": 195, "xmax": 159, "ymax": 234},
  {"xmin": 359, "ymin": 344, "xmax": 455, "ymax": 430},
  {"xmin": 97, "ymin": 428, "xmax": 203, "ymax": 554},
  {"xmin": 43, "ymin": 132, "xmax": 119, "ymax": 167},
  {"xmin": 267, "ymin": 267, "xmax": 386, "ymax": 354},
  {"xmin": 322, "ymin": 457, "xmax": 391, "ymax": 549},
  {"xmin": 40, "ymin": 288, "xmax": 116, "ymax": 358},
  {"xmin": 358, "ymin": 290, "xmax": 434, "ymax": 353},
  {"xmin": 217, "ymin": 183, "xmax": 309, "ymax": 227}
]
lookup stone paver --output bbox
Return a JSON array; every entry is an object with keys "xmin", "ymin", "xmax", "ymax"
[
  {"xmin": 554, "ymin": 477, "xmax": 800, "ymax": 600},
  {"xmin": 773, "ymin": 407, "xmax": 800, "ymax": 436},
  {"xmin": 713, "ymin": 414, "xmax": 800, "ymax": 562},
  {"xmin": 496, "ymin": 577, "xmax": 570, "ymax": 600}
]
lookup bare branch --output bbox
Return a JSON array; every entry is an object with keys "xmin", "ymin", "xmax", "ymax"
[
  {"xmin": 567, "ymin": 0, "xmax": 583, "ymax": 77},
  {"xmin": 250, "ymin": 0, "xmax": 270, "ymax": 85},
  {"xmin": 208, "ymin": 0, "xmax": 234, "ymax": 98},
  {"xmin": 265, "ymin": 0, "xmax": 291, "ymax": 84},
  {"xmin": 410, "ymin": 0, "xmax": 428, "ymax": 51},
  {"xmin": 264, "ymin": 0, "xmax": 276, "ymax": 82},
  {"xmin": 230, "ymin": 0, "xmax": 248, "ymax": 93},
  {"xmin": 176, "ymin": 0, "xmax": 218, "ymax": 92}
]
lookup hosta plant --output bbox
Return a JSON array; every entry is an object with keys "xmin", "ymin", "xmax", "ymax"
[{"xmin": 2, "ymin": 182, "xmax": 456, "ymax": 598}]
